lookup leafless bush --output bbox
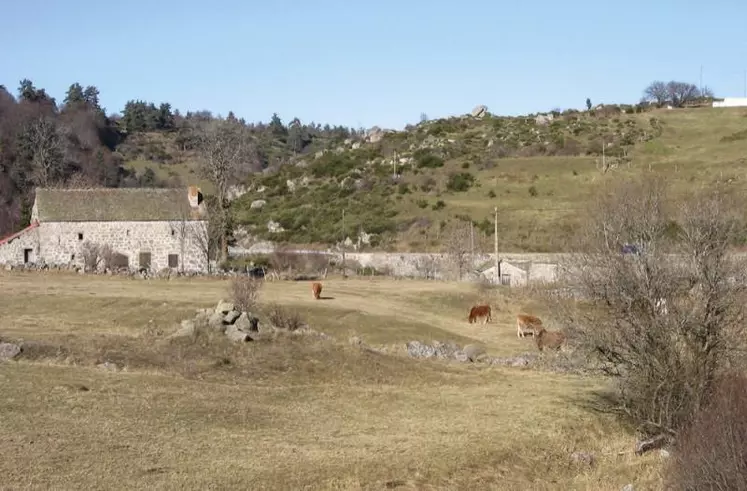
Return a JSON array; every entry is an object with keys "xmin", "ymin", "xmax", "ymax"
[
  {"xmin": 266, "ymin": 303, "xmax": 305, "ymax": 331},
  {"xmin": 80, "ymin": 241, "xmax": 105, "ymax": 272},
  {"xmin": 270, "ymin": 246, "xmax": 302, "ymax": 274},
  {"xmin": 549, "ymin": 177, "xmax": 747, "ymax": 437},
  {"xmin": 230, "ymin": 276, "xmax": 263, "ymax": 313},
  {"xmin": 414, "ymin": 254, "xmax": 441, "ymax": 279},
  {"xmin": 665, "ymin": 373, "xmax": 747, "ymax": 491}
]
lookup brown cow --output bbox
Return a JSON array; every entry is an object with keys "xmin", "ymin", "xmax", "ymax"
[
  {"xmin": 516, "ymin": 313, "xmax": 543, "ymax": 338},
  {"xmin": 535, "ymin": 327, "xmax": 566, "ymax": 352},
  {"xmin": 468, "ymin": 305, "xmax": 492, "ymax": 324},
  {"xmin": 311, "ymin": 282, "xmax": 323, "ymax": 300}
]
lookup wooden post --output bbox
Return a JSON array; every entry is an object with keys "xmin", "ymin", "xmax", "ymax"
[
  {"xmin": 341, "ymin": 209, "xmax": 346, "ymax": 279},
  {"xmin": 494, "ymin": 206, "xmax": 499, "ymax": 285}
]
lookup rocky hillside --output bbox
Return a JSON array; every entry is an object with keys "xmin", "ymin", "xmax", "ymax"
[
  {"xmin": 4, "ymin": 78, "xmax": 744, "ymax": 253},
  {"xmin": 125, "ymin": 104, "xmax": 747, "ymax": 253},
  {"xmin": 228, "ymin": 105, "xmax": 665, "ymax": 252}
]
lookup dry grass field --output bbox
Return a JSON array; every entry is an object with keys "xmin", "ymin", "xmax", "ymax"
[{"xmin": 0, "ymin": 272, "xmax": 664, "ymax": 490}]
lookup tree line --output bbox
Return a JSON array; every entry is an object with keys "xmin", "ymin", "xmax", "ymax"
[{"xmin": 0, "ymin": 79, "xmax": 366, "ymax": 238}]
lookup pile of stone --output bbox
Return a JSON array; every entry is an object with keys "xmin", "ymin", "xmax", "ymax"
[
  {"xmin": 171, "ymin": 300, "xmax": 262, "ymax": 343},
  {"xmin": 405, "ymin": 340, "xmax": 488, "ymax": 363},
  {"xmin": 405, "ymin": 340, "xmax": 543, "ymax": 368}
]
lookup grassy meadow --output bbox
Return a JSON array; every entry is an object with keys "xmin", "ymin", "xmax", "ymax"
[{"xmin": 0, "ymin": 271, "xmax": 664, "ymax": 490}]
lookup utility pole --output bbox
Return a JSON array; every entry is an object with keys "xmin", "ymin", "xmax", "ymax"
[
  {"xmin": 700, "ymin": 65, "xmax": 703, "ymax": 95},
  {"xmin": 470, "ymin": 221, "xmax": 474, "ymax": 264},
  {"xmin": 494, "ymin": 206, "xmax": 499, "ymax": 285},
  {"xmin": 341, "ymin": 209, "xmax": 346, "ymax": 279}
]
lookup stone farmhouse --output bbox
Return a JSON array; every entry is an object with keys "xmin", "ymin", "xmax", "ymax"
[{"xmin": 0, "ymin": 186, "xmax": 209, "ymax": 273}]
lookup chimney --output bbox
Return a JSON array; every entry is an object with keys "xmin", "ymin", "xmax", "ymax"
[{"xmin": 188, "ymin": 185, "xmax": 202, "ymax": 208}]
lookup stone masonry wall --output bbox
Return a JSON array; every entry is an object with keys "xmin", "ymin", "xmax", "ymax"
[{"xmin": 0, "ymin": 220, "xmax": 208, "ymax": 273}]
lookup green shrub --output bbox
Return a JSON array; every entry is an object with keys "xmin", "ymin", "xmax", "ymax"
[
  {"xmin": 528, "ymin": 186, "xmax": 538, "ymax": 197},
  {"xmin": 446, "ymin": 172, "xmax": 475, "ymax": 192},
  {"xmin": 432, "ymin": 200, "xmax": 446, "ymax": 211},
  {"xmin": 414, "ymin": 149, "xmax": 444, "ymax": 169}
]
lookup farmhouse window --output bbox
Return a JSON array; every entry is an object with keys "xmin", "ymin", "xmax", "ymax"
[
  {"xmin": 168, "ymin": 254, "xmax": 179, "ymax": 268},
  {"xmin": 77, "ymin": 233, "xmax": 83, "ymax": 240}
]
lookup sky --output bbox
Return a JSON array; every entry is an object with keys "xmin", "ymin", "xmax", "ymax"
[{"xmin": 1, "ymin": 0, "xmax": 746, "ymax": 130}]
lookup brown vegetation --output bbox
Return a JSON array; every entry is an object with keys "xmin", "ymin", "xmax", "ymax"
[
  {"xmin": 665, "ymin": 373, "xmax": 747, "ymax": 490},
  {"xmin": 551, "ymin": 176, "xmax": 747, "ymax": 437}
]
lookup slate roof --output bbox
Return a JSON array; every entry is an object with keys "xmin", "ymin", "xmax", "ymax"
[{"xmin": 34, "ymin": 188, "xmax": 207, "ymax": 222}]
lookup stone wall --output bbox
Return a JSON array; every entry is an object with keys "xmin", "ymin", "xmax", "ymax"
[{"xmin": 0, "ymin": 220, "xmax": 209, "ymax": 273}]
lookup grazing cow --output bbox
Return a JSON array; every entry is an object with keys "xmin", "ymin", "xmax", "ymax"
[
  {"xmin": 311, "ymin": 282, "xmax": 323, "ymax": 300},
  {"xmin": 468, "ymin": 305, "xmax": 492, "ymax": 324},
  {"xmin": 535, "ymin": 327, "xmax": 566, "ymax": 352},
  {"xmin": 516, "ymin": 314, "xmax": 543, "ymax": 338}
]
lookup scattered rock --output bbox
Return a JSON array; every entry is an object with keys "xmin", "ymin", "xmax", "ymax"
[
  {"xmin": 234, "ymin": 312, "xmax": 259, "ymax": 332},
  {"xmin": 349, "ymin": 336, "xmax": 363, "ymax": 347},
  {"xmin": 659, "ymin": 449, "xmax": 670, "ymax": 459},
  {"xmin": 215, "ymin": 300, "xmax": 235, "ymax": 315},
  {"xmin": 286, "ymin": 179, "xmax": 296, "ymax": 192},
  {"xmin": 267, "ymin": 220, "xmax": 285, "ymax": 233},
  {"xmin": 570, "ymin": 451, "xmax": 595, "ymax": 466},
  {"xmin": 535, "ymin": 114, "xmax": 554, "ymax": 126},
  {"xmin": 471, "ymin": 105, "xmax": 488, "ymax": 118},
  {"xmin": 208, "ymin": 312, "xmax": 226, "ymax": 332},
  {"xmin": 621, "ymin": 485, "xmax": 634, "ymax": 491},
  {"xmin": 223, "ymin": 310, "xmax": 241, "ymax": 325},
  {"xmin": 462, "ymin": 344, "xmax": 486, "ymax": 362},
  {"xmin": 97, "ymin": 361, "xmax": 119, "ymax": 372},
  {"xmin": 168, "ymin": 319, "xmax": 196, "ymax": 339},
  {"xmin": 225, "ymin": 325, "xmax": 252, "ymax": 343},
  {"xmin": 0, "ymin": 342, "xmax": 21, "ymax": 362},
  {"xmin": 250, "ymin": 199, "xmax": 266, "ymax": 210}
]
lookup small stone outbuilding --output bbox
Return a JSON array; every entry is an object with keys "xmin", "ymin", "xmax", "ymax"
[{"xmin": 0, "ymin": 186, "xmax": 209, "ymax": 273}]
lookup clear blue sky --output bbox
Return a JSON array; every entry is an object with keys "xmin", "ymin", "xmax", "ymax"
[{"xmin": 2, "ymin": 0, "xmax": 746, "ymax": 130}]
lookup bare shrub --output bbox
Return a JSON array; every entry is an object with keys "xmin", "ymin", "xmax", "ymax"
[
  {"xmin": 80, "ymin": 241, "xmax": 105, "ymax": 272},
  {"xmin": 266, "ymin": 303, "xmax": 305, "ymax": 331},
  {"xmin": 665, "ymin": 373, "xmax": 747, "ymax": 491},
  {"xmin": 550, "ymin": 177, "xmax": 747, "ymax": 437},
  {"xmin": 230, "ymin": 276, "xmax": 263, "ymax": 313}
]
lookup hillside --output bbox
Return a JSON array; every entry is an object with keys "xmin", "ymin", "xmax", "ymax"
[
  {"xmin": 121, "ymin": 106, "xmax": 747, "ymax": 252},
  {"xmin": 2, "ymin": 80, "xmax": 745, "ymax": 253}
]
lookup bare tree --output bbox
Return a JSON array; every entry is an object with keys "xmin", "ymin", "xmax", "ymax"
[
  {"xmin": 550, "ymin": 177, "xmax": 747, "ymax": 437},
  {"xmin": 24, "ymin": 116, "xmax": 65, "ymax": 187},
  {"xmin": 666, "ymin": 81, "xmax": 700, "ymax": 107},
  {"xmin": 643, "ymin": 80, "xmax": 703, "ymax": 108},
  {"xmin": 643, "ymin": 81, "xmax": 668, "ymax": 107},
  {"xmin": 194, "ymin": 118, "xmax": 258, "ymax": 263},
  {"xmin": 443, "ymin": 220, "xmax": 473, "ymax": 280},
  {"xmin": 414, "ymin": 253, "xmax": 440, "ymax": 280}
]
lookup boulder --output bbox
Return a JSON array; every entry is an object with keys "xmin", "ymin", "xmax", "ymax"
[
  {"xmin": 471, "ymin": 105, "xmax": 488, "ymax": 118},
  {"xmin": 169, "ymin": 320, "xmax": 195, "ymax": 339},
  {"xmin": 208, "ymin": 312, "xmax": 226, "ymax": 332},
  {"xmin": 235, "ymin": 312, "xmax": 259, "ymax": 332},
  {"xmin": 223, "ymin": 310, "xmax": 241, "ymax": 325},
  {"xmin": 250, "ymin": 200, "xmax": 266, "ymax": 210},
  {"xmin": 462, "ymin": 344, "xmax": 486, "ymax": 362},
  {"xmin": 215, "ymin": 300, "xmax": 235, "ymax": 315},
  {"xmin": 225, "ymin": 325, "xmax": 252, "ymax": 343},
  {"xmin": 0, "ymin": 342, "xmax": 21, "ymax": 362}
]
